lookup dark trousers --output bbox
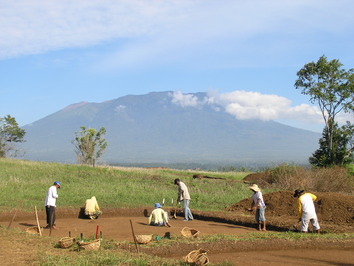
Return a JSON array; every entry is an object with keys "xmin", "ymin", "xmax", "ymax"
[{"xmin": 45, "ymin": 205, "xmax": 56, "ymax": 226}]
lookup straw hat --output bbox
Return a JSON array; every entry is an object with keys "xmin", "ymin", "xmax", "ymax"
[{"xmin": 249, "ymin": 184, "xmax": 260, "ymax": 192}]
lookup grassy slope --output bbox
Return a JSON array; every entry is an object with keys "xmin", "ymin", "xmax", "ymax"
[{"xmin": 0, "ymin": 158, "xmax": 251, "ymax": 212}]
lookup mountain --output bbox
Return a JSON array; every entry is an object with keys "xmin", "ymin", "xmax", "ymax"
[{"xmin": 22, "ymin": 91, "xmax": 320, "ymax": 167}]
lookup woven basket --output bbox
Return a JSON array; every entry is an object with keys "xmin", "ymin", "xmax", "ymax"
[
  {"xmin": 135, "ymin": 234, "xmax": 153, "ymax": 244},
  {"xmin": 77, "ymin": 239, "xmax": 101, "ymax": 251},
  {"xmin": 181, "ymin": 227, "xmax": 200, "ymax": 238},
  {"xmin": 58, "ymin": 237, "xmax": 75, "ymax": 249},
  {"xmin": 184, "ymin": 249, "xmax": 209, "ymax": 265},
  {"xmin": 25, "ymin": 226, "xmax": 41, "ymax": 235}
]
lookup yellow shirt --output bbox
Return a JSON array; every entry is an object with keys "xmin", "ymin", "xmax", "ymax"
[
  {"xmin": 148, "ymin": 208, "xmax": 168, "ymax": 224},
  {"xmin": 85, "ymin": 196, "xmax": 100, "ymax": 215}
]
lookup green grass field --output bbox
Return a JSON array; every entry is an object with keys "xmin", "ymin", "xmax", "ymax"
[
  {"xmin": 1, "ymin": 158, "xmax": 353, "ymax": 265},
  {"xmin": 0, "ymin": 158, "xmax": 252, "ymax": 212}
]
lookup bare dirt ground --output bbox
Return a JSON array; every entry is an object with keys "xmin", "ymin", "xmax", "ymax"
[{"xmin": 0, "ymin": 190, "xmax": 353, "ymax": 265}]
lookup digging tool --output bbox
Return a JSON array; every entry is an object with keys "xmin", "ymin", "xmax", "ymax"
[
  {"xmin": 293, "ymin": 219, "xmax": 301, "ymax": 232},
  {"xmin": 129, "ymin": 219, "xmax": 139, "ymax": 253},
  {"xmin": 7, "ymin": 200, "xmax": 23, "ymax": 229},
  {"xmin": 34, "ymin": 206, "xmax": 42, "ymax": 236},
  {"xmin": 172, "ymin": 201, "xmax": 180, "ymax": 219}
]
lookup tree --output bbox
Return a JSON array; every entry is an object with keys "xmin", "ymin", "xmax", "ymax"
[
  {"xmin": 295, "ymin": 55, "xmax": 354, "ymax": 166},
  {"xmin": 0, "ymin": 115, "xmax": 26, "ymax": 158},
  {"xmin": 309, "ymin": 121, "xmax": 353, "ymax": 167},
  {"xmin": 72, "ymin": 126, "xmax": 108, "ymax": 167}
]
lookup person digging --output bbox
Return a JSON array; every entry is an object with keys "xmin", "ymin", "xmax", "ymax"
[
  {"xmin": 148, "ymin": 203, "xmax": 171, "ymax": 227},
  {"xmin": 293, "ymin": 189, "xmax": 320, "ymax": 234},
  {"xmin": 84, "ymin": 196, "xmax": 102, "ymax": 220},
  {"xmin": 44, "ymin": 181, "xmax": 60, "ymax": 230},
  {"xmin": 248, "ymin": 184, "xmax": 266, "ymax": 231}
]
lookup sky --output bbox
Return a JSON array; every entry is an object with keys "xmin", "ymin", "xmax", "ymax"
[{"xmin": 1, "ymin": 0, "xmax": 354, "ymax": 132}]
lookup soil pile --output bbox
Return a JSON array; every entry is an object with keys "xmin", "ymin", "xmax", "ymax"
[
  {"xmin": 243, "ymin": 172, "xmax": 272, "ymax": 186},
  {"xmin": 227, "ymin": 191, "xmax": 354, "ymax": 225}
]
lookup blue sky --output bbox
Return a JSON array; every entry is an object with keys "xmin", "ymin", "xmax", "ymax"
[{"xmin": 1, "ymin": 0, "xmax": 353, "ymax": 132}]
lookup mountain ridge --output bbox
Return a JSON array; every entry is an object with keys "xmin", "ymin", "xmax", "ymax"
[{"xmin": 22, "ymin": 91, "xmax": 320, "ymax": 167}]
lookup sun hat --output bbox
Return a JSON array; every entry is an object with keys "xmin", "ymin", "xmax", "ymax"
[
  {"xmin": 154, "ymin": 203, "xmax": 162, "ymax": 208},
  {"xmin": 249, "ymin": 184, "xmax": 260, "ymax": 192},
  {"xmin": 54, "ymin": 181, "xmax": 61, "ymax": 188},
  {"xmin": 293, "ymin": 189, "xmax": 304, "ymax": 197}
]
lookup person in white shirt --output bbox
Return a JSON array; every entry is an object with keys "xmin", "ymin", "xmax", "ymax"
[
  {"xmin": 248, "ymin": 184, "xmax": 266, "ymax": 231},
  {"xmin": 174, "ymin": 178, "xmax": 194, "ymax": 221},
  {"xmin": 294, "ymin": 189, "xmax": 320, "ymax": 234},
  {"xmin": 44, "ymin": 181, "xmax": 60, "ymax": 229}
]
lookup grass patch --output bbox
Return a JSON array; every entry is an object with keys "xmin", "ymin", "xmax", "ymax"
[{"xmin": 0, "ymin": 158, "xmax": 250, "ymax": 212}]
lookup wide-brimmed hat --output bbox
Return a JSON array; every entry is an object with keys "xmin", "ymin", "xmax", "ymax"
[
  {"xmin": 293, "ymin": 189, "xmax": 304, "ymax": 197},
  {"xmin": 249, "ymin": 184, "xmax": 260, "ymax": 192},
  {"xmin": 154, "ymin": 203, "xmax": 162, "ymax": 208},
  {"xmin": 54, "ymin": 181, "xmax": 61, "ymax": 188}
]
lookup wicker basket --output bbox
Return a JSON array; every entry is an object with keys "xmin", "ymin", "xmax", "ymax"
[
  {"xmin": 58, "ymin": 237, "xmax": 75, "ymax": 249},
  {"xmin": 25, "ymin": 226, "xmax": 41, "ymax": 235},
  {"xmin": 135, "ymin": 234, "xmax": 153, "ymax": 244},
  {"xmin": 77, "ymin": 239, "xmax": 101, "ymax": 251},
  {"xmin": 184, "ymin": 249, "xmax": 209, "ymax": 265},
  {"xmin": 181, "ymin": 227, "xmax": 200, "ymax": 238}
]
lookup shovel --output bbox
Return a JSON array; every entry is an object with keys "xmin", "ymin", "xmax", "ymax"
[{"xmin": 171, "ymin": 199, "xmax": 177, "ymax": 219}]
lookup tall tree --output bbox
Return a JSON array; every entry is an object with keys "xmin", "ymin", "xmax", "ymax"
[
  {"xmin": 309, "ymin": 121, "xmax": 353, "ymax": 167},
  {"xmin": 72, "ymin": 126, "xmax": 107, "ymax": 167},
  {"xmin": 0, "ymin": 115, "xmax": 26, "ymax": 158},
  {"xmin": 295, "ymin": 55, "xmax": 354, "ymax": 166}
]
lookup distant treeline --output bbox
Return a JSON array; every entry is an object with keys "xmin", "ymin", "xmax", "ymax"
[{"xmin": 108, "ymin": 161, "xmax": 310, "ymax": 172}]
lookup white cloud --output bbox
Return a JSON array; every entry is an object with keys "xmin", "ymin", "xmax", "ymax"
[
  {"xmin": 206, "ymin": 90, "xmax": 323, "ymax": 122},
  {"xmin": 1, "ymin": 0, "xmax": 353, "ymax": 67},
  {"xmin": 171, "ymin": 90, "xmax": 325, "ymax": 126},
  {"xmin": 115, "ymin": 105, "xmax": 126, "ymax": 112},
  {"xmin": 170, "ymin": 91, "xmax": 201, "ymax": 108}
]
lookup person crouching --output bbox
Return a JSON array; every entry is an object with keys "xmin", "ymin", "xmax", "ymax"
[
  {"xmin": 148, "ymin": 203, "xmax": 171, "ymax": 227},
  {"xmin": 85, "ymin": 196, "xmax": 102, "ymax": 220}
]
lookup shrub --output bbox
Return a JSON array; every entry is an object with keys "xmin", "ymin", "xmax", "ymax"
[{"xmin": 263, "ymin": 164, "xmax": 353, "ymax": 194}]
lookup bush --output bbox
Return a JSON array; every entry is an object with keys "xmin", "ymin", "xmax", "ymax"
[{"xmin": 261, "ymin": 164, "xmax": 353, "ymax": 194}]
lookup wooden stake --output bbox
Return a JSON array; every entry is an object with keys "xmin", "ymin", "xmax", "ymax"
[
  {"xmin": 95, "ymin": 225, "xmax": 100, "ymax": 239},
  {"xmin": 7, "ymin": 200, "xmax": 23, "ymax": 229},
  {"xmin": 34, "ymin": 206, "xmax": 42, "ymax": 236},
  {"xmin": 129, "ymin": 219, "xmax": 139, "ymax": 253}
]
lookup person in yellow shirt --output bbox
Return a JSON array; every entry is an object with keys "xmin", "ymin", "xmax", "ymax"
[
  {"xmin": 148, "ymin": 203, "xmax": 171, "ymax": 227},
  {"xmin": 294, "ymin": 189, "xmax": 320, "ymax": 234},
  {"xmin": 85, "ymin": 196, "xmax": 102, "ymax": 220}
]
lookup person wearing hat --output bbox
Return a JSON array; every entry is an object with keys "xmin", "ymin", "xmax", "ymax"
[
  {"xmin": 248, "ymin": 184, "xmax": 266, "ymax": 231},
  {"xmin": 294, "ymin": 189, "xmax": 320, "ymax": 234},
  {"xmin": 174, "ymin": 178, "xmax": 194, "ymax": 221},
  {"xmin": 44, "ymin": 181, "xmax": 60, "ymax": 229},
  {"xmin": 148, "ymin": 203, "xmax": 171, "ymax": 227}
]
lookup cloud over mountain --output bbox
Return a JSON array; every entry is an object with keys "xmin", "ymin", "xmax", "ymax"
[{"xmin": 170, "ymin": 90, "xmax": 323, "ymax": 124}]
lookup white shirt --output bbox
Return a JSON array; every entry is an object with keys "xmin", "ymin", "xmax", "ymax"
[
  {"xmin": 299, "ymin": 193, "xmax": 316, "ymax": 216},
  {"xmin": 252, "ymin": 191, "xmax": 266, "ymax": 208},
  {"xmin": 45, "ymin": 185, "xmax": 58, "ymax": 207},
  {"xmin": 178, "ymin": 181, "xmax": 191, "ymax": 201}
]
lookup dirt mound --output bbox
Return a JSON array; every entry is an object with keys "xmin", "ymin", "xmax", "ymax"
[
  {"xmin": 227, "ymin": 191, "xmax": 354, "ymax": 225},
  {"xmin": 242, "ymin": 172, "xmax": 272, "ymax": 186}
]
